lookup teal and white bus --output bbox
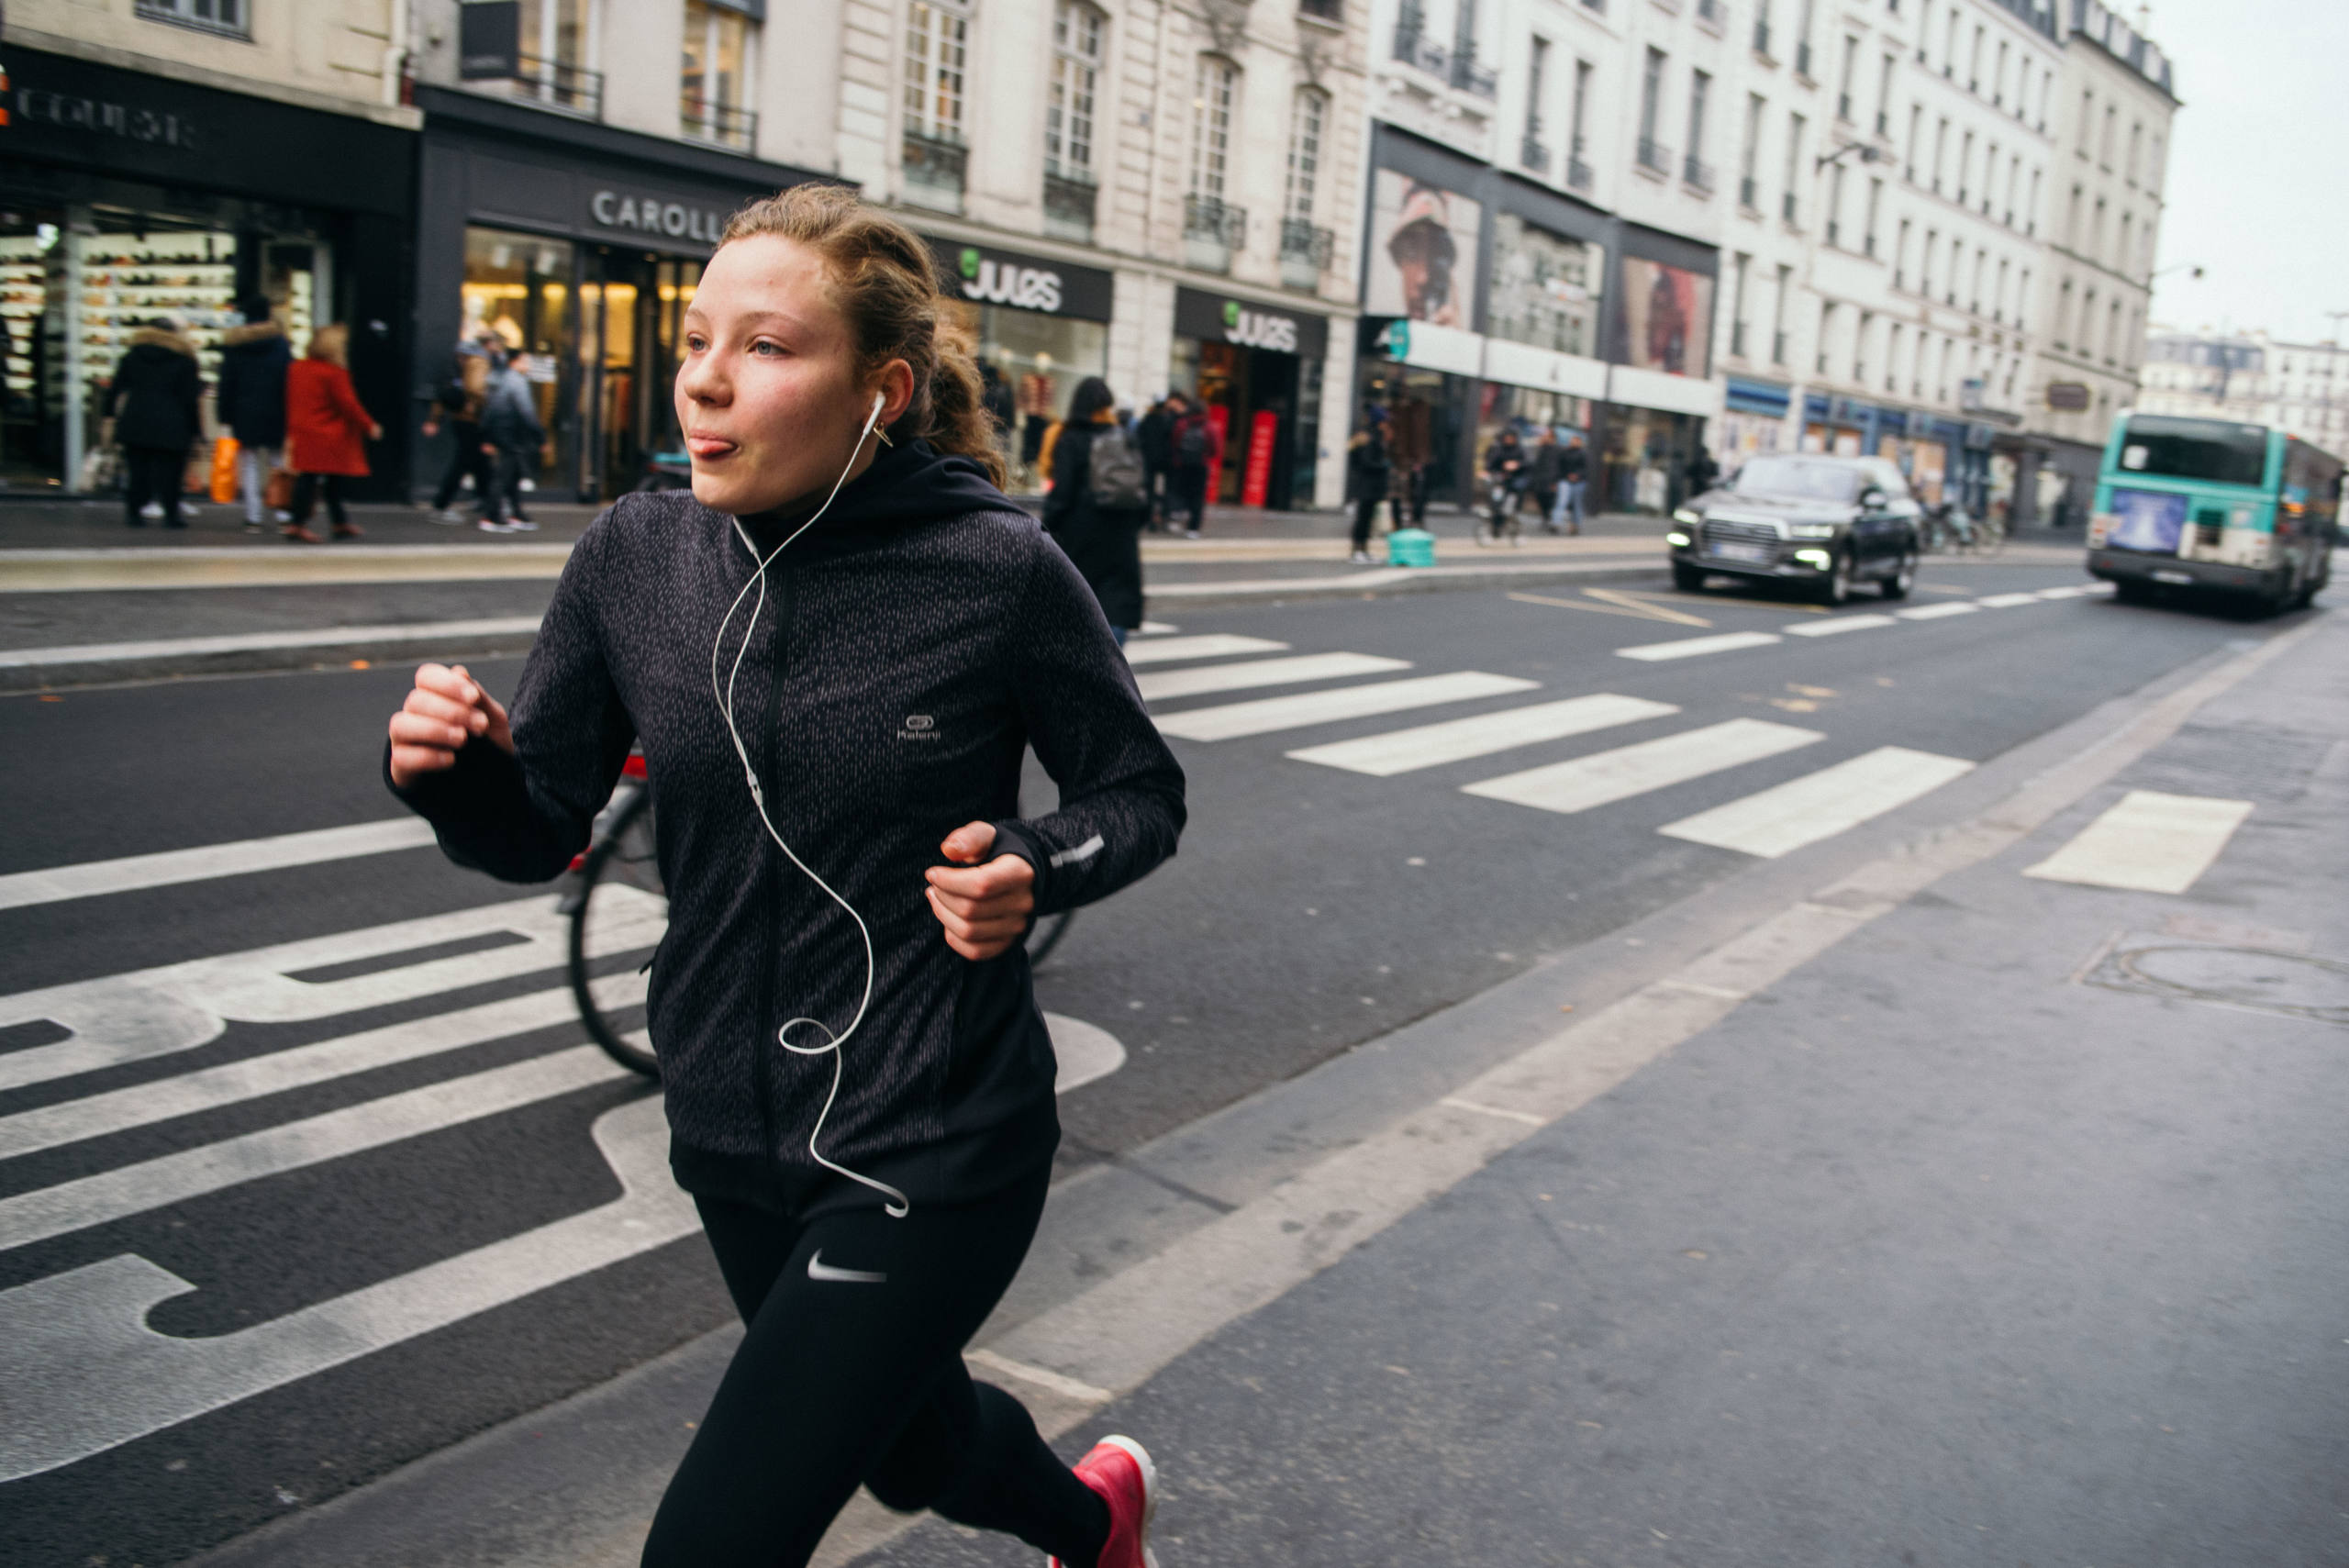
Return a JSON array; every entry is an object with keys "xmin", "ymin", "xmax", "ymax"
[{"xmin": 2087, "ymin": 413, "xmax": 2339, "ymax": 610}]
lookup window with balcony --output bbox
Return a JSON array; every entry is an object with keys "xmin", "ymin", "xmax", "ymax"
[
  {"xmin": 1794, "ymin": 0, "xmax": 1816, "ymax": 78},
  {"xmin": 1739, "ymin": 93, "xmax": 1765, "ymax": 211},
  {"xmin": 1887, "ymin": 322, "xmax": 1902, "ymax": 393},
  {"xmin": 1835, "ymin": 35, "xmax": 1857, "ymax": 122},
  {"xmin": 1282, "ymin": 88, "xmax": 1334, "ymax": 289},
  {"xmin": 1298, "ymin": 0, "xmax": 1343, "ymax": 21},
  {"xmin": 1772, "ymin": 263, "xmax": 1792, "ymax": 363},
  {"xmin": 1730, "ymin": 251, "xmax": 1752, "ymax": 359},
  {"xmin": 1636, "ymin": 48, "xmax": 1670, "ymax": 175},
  {"xmin": 1826, "ymin": 164, "xmax": 1844, "ymax": 247},
  {"xmin": 682, "ymin": 0, "xmax": 756, "ymax": 151},
  {"xmin": 904, "ymin": 0, "xmax": 972, "ymax": 212},
  {"xmin": 1895, "ymin": 217, "xmax": 1910, "ymax": 288},
  {"xmin": 1854, "ymin": 310, "xmax": 1872, "ymax": 386},
  {"xmin": 499, "ymin": 0, "xmax": 601, "ymax": 119},
  {"xmin": 1451, "ymin": 0, "xmax": 1497, "ymax": 98},
  {"xmin": 1684, "ymin": 69, "xmax": 1713, "ymax": 192},
  {"xmin": 1568, "ymin": 59, "xmax": 1595, "ymax": 191},
  {"xmin": 1043, "ymin": 0, "xmax": 1104, "ymax": 241},
  {"xmin": 136, "ymin": 0, "xmax": 247, "ymax": 38},
  {"xmin": 1753, "ymin": 0, "xmax": 1773, "ymax": 60},
  {"xmin": 1782, "ymin": 111, "xmax": 1806, "ymax": 224},
  {"xmin": 1186, "ymin": 57, "xmax": 1245, "ymax": 272},
  {"xmin": 1905, "ymin": 104, "xmax": 1921, "ymax": 181},
  {"xmin": 1958, "ymin": 129, "xmax": 1973, "ymax": 206},
  {"xmin": 1876, "ymin": 54, "xmax": 1895, "ymax": 136},
  {"xmin": 1522, "ymin": 36, "xmax": 1552, "ymax": 174},
  {"xmin": 1863, "ymin": 177, "xmax": 1881, "ymax": 257},
  {"xmin": 1817, "ymin": 302, "xmax": 1834, "ymax": 376}
]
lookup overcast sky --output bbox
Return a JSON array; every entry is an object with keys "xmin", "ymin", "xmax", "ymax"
[{"xmin": 2143, "ymin": 0, "xmax": 2349, "ymax": 343}]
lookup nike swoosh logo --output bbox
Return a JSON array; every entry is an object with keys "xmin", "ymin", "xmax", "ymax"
[{"xmin": 807, "ymin": 1251, "xmax": 888, "ymax": 1284}]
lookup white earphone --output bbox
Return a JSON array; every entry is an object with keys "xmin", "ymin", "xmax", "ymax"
[{"xmin": 709, "ymin": 388, "xmax": 910, "ymax": 1217}]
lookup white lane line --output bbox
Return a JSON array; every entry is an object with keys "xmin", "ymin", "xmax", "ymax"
[
  {"xmin": 1659, "ymin": 746, "xmax": 1978, "ymax": 859},
  {"xmin": 2022, "ymin": 789, "xmax": 2254, "ymax": 894},
  {"xmin": 1463, "ymin": 718, "xmax": 1824, "ymax": 815},
  {"xmin": 0, "ymin": 818, "xmax": 440, "ymax": 913},
  {"xmin": 1155, "ymin": 672, "xmax": 1538, "ymax": 743},
  {"xmin": 1897, "ymin": 601, "xmax": 1981, "ymax": 620},
  {"xmin": 0, "ymin": 972, "xmax": 646, "ymax": 1162},
  {"xmin": 0, "ymin": 1045, "xmax": 635, "ymax": 1252},
  {"xmin": 1286, "ymin": 694, "xmax": 1677, "ymax": 776},
  {"xmin": 1976, "ymin": 592, "xmax": 2048, "ymax": 608},
  {"xmin": 1134, "ymin": 620, "xmax": 1181, "ymax": 635},
  {"xmin": 0, "ymin": 617, "xmax": 543, "ymax": 670},
  {"xmin": 2036, "ymin": 584, "xmax": 2091, "ymax": 599},
  {"xmin": 1134, "ymin": 651, "xmax": 1409, "ymax": 702},
  {"xmin": 1614, "ymin": 630, "xmax": 1783, "ymax": 662},
  {"xmin": 1784, "ymin": 613, "xmax": 1898, "ymax": 638},
  {"xmin": 1120, "ymin": 634, "xmax": 1289, "ymax": 666}
]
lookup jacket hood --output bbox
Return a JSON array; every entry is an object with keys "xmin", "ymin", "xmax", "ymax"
[
  {"xmin": 128, "ymin": 327, "xmax": 196, "ymax": 357},
  {"xmin": 739, "ymin": 437, "xmax": 1019, "ymax": 552},
  {"xmin": 222, "ymin": 321, "xmax": 284, "ymax": 348}
]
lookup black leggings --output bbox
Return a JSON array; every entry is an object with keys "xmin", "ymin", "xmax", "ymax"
[
  {"xmin": 292, "ymin": 472, "xmax": 350, "ymax": 527},
  {"xmin": 641, "ymin": 1166, "xmax": 1109, "ymax": 1568}
]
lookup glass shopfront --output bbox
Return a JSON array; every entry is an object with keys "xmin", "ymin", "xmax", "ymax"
[
  {"xmin": 927, "ymin": 237, "xmax": 1115, "ymax": 492},
  {"xmin": 1170, "ymin": 286, "xmax": 1328, "ymax": 511}
]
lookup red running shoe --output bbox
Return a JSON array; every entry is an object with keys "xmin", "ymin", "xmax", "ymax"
[{"xmin": 1051, "ymin": 1434, "xmax": 1158, "ymax": 1568}]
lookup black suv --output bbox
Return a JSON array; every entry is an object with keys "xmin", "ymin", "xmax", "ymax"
[{"xmin": 1666, "ymin": 453, "xmax": 1923, "ymax": 605}]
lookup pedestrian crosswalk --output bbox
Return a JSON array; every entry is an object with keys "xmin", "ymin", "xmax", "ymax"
[
  {"xmin": 1464, "ymin": 719, "xmax": 1827, "ymax": 815},
  {"xmin": 1615, "ymin": 580, "xmax": 2112, "ymax": 661}
]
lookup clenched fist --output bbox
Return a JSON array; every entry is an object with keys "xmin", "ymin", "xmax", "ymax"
[
  {"xmin": 924, "ymin": 822, "xmax": 1037, "ymax": 962},
  {"xmin": 387, "ymin": 662, "xmax": 513, "ymax": 788}
]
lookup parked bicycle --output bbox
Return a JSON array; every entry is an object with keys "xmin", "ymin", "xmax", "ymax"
[
  {"xmin": 1921, "ymin": 501, "xmax": 2003, "ymax": 556},
  {"xmin": 562, "ymin": 751, "xmax": 1073, "ymax": 1079}
]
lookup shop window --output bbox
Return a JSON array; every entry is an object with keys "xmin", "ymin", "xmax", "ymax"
[
  {"xmin": 136, "ymin": 0, "xmax": 248, "ymax": 39},
  {"xmin": 1281, "ymin": 89, "xmax": 1333, "ymax": 291},
  {"xmin": 946, "ymin": 298, "xmax": 1107, "ymax": 495},
  {"xmin": 1044, "ymin": 1, "xmax": 1105, "ymax": 243},
  {"xmin": 1486, "ymin": 213, "xmax": 1600, "ymax": 359},
  {"xmin": 462, "ymin": 227, "xmax": 576, "ymax": 495},
  {"xmin": 683, "ymin": 0, "xmax": 757, "ymax": 151},
  {"xmin": 509, "ymin": 0, "xmax": 601, "ymax": 119},
  {"xmin": 903, "ymin": 0, "xmax": 972, "ymax": 213}
]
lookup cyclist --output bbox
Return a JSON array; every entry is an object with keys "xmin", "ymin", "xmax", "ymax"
[{"xmin": 384, "ymin": 183, "xmax": 1184, "ymax": 1568}]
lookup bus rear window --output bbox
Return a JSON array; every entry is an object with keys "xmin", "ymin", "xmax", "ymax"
[{"xmin": 2116, "ymin": 417, "xmax": 2269, "ymax": 486}]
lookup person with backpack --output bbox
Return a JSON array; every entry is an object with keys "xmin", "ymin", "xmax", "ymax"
[
  {"xmin": 1165, "ymin": 392, "xmax": 1210, "ymax": 539},
  {"xmin": 1041, "ymin": 375, "xmax": 1149, "ymax": 643}
]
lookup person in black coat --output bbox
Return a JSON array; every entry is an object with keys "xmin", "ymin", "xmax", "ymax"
[
  {"xmin": 1135, "ymin": 396, "xmax": 1174, "ymax": 531},
  {"xmin": 106, "ymin": 317, "xmax": 202, "ymax": 528},
  {"xmin": 216, "ymin": 296, "xmax": 293, "ymax": 528},
  {"xmin": 1346, "ymin": 406, "xmax": 1393, "ymax": 562},
  {"xmin": 1041, "ymin": 375, "xmax": 1147, "ymax": 639}
]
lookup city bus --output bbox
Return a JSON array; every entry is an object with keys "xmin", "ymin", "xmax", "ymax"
[{"xmin": 2087, "ymin": 413, "xmax": 2339, "ymax": 610}]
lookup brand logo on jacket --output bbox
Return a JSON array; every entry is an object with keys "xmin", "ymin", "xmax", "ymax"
[
  {"xmin": 897, "ymin": 714, "xmax": 940, "ymax": 742},
  {"xmin": 589, "ymin": 191, "xmax": 728, "ymax": 244},
  {"xmin": 959, "ymin": 249, "xmax": 1063, "ymax": 313},
  {"xmin": 1221, "ymin": 299, "xmax": 1300, "ymax": 353}
]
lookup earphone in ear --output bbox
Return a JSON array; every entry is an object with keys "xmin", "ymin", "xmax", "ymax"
[{"xmin": 702, "ymin": 377, "xmax": 911, "ymax": 1218}]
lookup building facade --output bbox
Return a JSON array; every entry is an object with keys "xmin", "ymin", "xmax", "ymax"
[
  {"xmin": 2, "ymin": 1, "xmax": 419, "ymax": 496},
  {"xmin": 2014, "ymin": 0, "xmax": 2175, "ymax": 526},
  {"xmin": 2139, "ymin": 328, "xmax": 2349, "ymax": 455}
]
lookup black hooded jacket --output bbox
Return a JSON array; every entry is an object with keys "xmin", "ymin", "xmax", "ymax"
[
  {"xmin": 389, "ymin": 439, "xmax": 1186, "ymax": 1215},
  {"xmin": 216, "ymin": 321, "xmax": 293, "ymax": 447},
  {"xmin": 106, "ymin": 328, "xmax": 202, "ymax": 452}
]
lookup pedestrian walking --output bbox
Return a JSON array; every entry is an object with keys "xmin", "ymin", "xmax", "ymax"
[
  {"xmin": 283, "ymin": 323, "xmax": 381, "ymax": 542},
  {"xmin": 1525, "ymin": 425, "xmax": 1564, "ymax": 535},
  {"xmin": 1165, "ymin": 392, "xmax": 1210, "ymax": 539},
  {"xmin": 1041, "ymin": 375, "xmax": 1150, "ymax": 643},
  {"xmin": 422, "ymin": 336, "xmax": 498, "ymax": 525},
  {"xmin": 1685, "ymin": 445, "xmax": 1721, "ymax": 505},
  {"xmin": 1481, "ymin": 425, "xmax": 1529, "ymax": 546},
  {"xmin": 384, "ymin": 183, "xmax": 1182, "ymax": 1568},
  {"xmin": 216, "ymin": 296, "xmax": 293, "ymax": 531},
  {"xmin": 1135, "ymin": 395, "xmax": 1174, "ymax": 531},
  {"xmin": 104, "ymin": 316, "xmax": 202, "ymax": 529},
  {"xmin": 479, "ymin": 350, "xmax": 546, "ymax": 532},
  {"xmin": 1551, "ymin": 433, "xmax": 1588, "ymax": 535},
  {"xmin": 1346, "ymin": 406, "xmax": 1394, "ymax": 563}
]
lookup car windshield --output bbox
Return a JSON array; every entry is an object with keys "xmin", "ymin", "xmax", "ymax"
[
  {"xmin": 1731, "ymin": 457, "xmax": 1861, "ymax": 503},
  {"xmin": 2116, "ymin": 417, "xmax": 2270, "ymax": 487}
]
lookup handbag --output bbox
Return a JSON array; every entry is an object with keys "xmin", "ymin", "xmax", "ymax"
[
  {"xmin": 78, "ymin": 445, "xmax": 120, "ymax": 493},
  {"xmin": 209, "ymin": 437, "xmax": 239, "ymax": 503},
  {"xmin": 264, "ymin": 465, "xmax": 295, "ymax": 511}
]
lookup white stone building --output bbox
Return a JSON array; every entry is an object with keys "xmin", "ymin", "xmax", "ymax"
[{"xmin": 2139, "ymin": 328, "xmax": 2349, "ymax": 455}]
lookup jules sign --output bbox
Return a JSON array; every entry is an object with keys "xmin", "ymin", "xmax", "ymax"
[
  {"xmin": 1173, "ymin": 287, "xmax": 1328, "ymax": 360},
  {"xmin": 923, "ymin": 238, "xmax": 1115, "ymax": 321}
]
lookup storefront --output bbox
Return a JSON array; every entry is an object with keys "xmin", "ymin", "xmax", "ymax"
[
  {"xmin": 413, "ymin": 85, "xmax": 826, "ymax": 501},
  {"xmin": 1598, "ymin": 240, "xmax": 1720, "ymax": 515},
  {"xmin": 923, "ymin": 236, "xmax": 1114, "ymax": 493},
  {"xmin": 0, "ymin": 47, "xmax": 415, "ymax": 496},
  {"xmin": 1354, "ymin": 317, "xmax": 1477, "ymax": 519},
  {"xmin": 1171, "ymin": 286, "xmax": 1328, "ymax": 511},
  {"xmin": 1718, "ymin": 377, "xmax": 1793, "ymax": 470}
]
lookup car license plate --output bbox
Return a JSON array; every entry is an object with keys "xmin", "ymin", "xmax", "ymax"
[
  {"xmin": 2152, "ymin": 570, "xmax": 2194, "ymax": 584},
  {"xmin": 1709, "ymin": 541, "xmax": 1773, "ymax": 563}
]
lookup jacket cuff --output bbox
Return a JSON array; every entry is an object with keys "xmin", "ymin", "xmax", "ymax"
[{"xmin": 987, "ymin": 817, "xmax": 1055, "ymax": 914}]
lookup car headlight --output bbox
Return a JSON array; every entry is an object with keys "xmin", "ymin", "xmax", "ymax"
[
  {"xmin": 1793, "ymin": 548, "xmax": 1833, "ymax": 567},
  {"xmin": 1672, "ymin": 507, "xmax": 1703, "ymax": 526},
  {"xmin": 1789, "ymin": 523, "xmax": 1839, "ymax": 539},
  {"xmin": 1665, "ymin": 530, "xmax": 1692, "ymax": 547}
]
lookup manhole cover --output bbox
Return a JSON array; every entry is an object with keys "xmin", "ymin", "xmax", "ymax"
[{"xmin": 2086, "ymin": 939, "xmax": 2349, "ymax": 1027}]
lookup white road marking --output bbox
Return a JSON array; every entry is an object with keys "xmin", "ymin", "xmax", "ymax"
[
  {"xmin": 0, "ymin": 972, "xmax": 648, "ymax": 1161},
  {"xmin": 2036, "ymin": 584, "xmax": 2091, "ymax": 598},
  {"xmin": 0, "ymin": 890, "xmax": 664, "ymax": 1095},
  {"xmin": 1614, "ymin": 630, "xmax": 1783, "ymax": 662},
  {"xmin": 1046, "ymin": 1014, "xmax": 1126, "ymax": 1094},
  {"xmin": 1975, "ymin": 592, "xmax": 2048, "ymax": 608},
  {"xmin": 1133, "ymin": 620, "xmax": 1180, "ymax": 635},
  {"xmin": 1286, "ymin": 694, "xmax": 1677, "ymax": 776},
  {"xmin": 2022, "ymin": 789, "xmax": 2255, "ymax": 894},
  {"xmin": 1784, "ymin": 613, "xmax": 1898, "ymax": 638},
  {"xmin": 1155, "ymin": 673, "xmax": 1540, "ymax": 742},
  {"xmin": 1463, "ymin": 718, "xmax": 1824, "ymax": 815},
  {"xmin": 0, "ymin": 819, "xmax": 440, "ymax": 912},
  {"xmin": 0, "ymin": 617, "xmax": 543, "ymax": 670},
  {"xmin": 1134, "ymin": 651, "xmax": 1410, "ymax": 702},
  {"xmin": 1119, "ymin": 634, "xmax": 1289, "ymax": 666},
  {"xmin": 1659, "ymin": 746, "xmax": 1978, "ymax": 858},
  {"xmin": 1897, "ymin": 601, "xmax": 1981, "ymax": 620}
]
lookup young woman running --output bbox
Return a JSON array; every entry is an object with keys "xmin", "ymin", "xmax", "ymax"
[{"xmin": 384, "ymin": 184, "xmax": 1184, "ymax": 1568}]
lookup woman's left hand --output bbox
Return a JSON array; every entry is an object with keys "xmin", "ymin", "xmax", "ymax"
[{"xmin": 925, "ymin": 822, "xmax": 1036, "ymax": 961}]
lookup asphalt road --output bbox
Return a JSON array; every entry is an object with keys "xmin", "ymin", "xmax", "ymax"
[{"xmin": 0, "ymin": 560, "xmax": 2304, "ymax": 1566}]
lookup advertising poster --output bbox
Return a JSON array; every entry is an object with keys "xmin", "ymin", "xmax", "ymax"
[
  {"xmin": 1486, "ymin": 214, "xmax": 1600, "ymax": 357},
  {"xmin": 1364, "ymin": 171, "xmax": 1482, "ymax": 329},
  {"xmin": 1241, "ymin": 411, "xmax": 1279, "ymax": 508},
  {"xmin": 2107, "ymin": 486, "xmax": 2188, "ymax": 553},
  {"xmin": 1619, "ymin": 257, "xmax": 1716, "ymax": 379}
]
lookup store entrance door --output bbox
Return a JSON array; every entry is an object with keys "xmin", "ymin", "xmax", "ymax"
[
  {"xmin": 582, "ymin": 249, "xmax": 699, "ymax": 498},
  {"xmin": 1189, "ymin": 342, "xmax": 1306, "ymax": 510}
]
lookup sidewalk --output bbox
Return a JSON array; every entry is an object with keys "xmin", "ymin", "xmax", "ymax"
[{"xmin": 188, "ymin": 602, "xmax": 2345, "ymax": 1568}]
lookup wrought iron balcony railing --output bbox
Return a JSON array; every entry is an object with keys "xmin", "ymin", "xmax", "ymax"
[
  {"xmin": 1279, "ymin": 217, "xmax": 1334, "ymax": 289},
  {"xmin": 1740, "ymin": 173, "xmax": 1760, "ymax": 210},
  {"xmin": 1684, "ymin": 154, "xmax": 1715, "ymax": 193},
  {"xmin": 902, "ymin": 129, "xmax": 969, "ymax": 213},
  {"xmin": 1043, "ymin": 161, "xmax": 1097, "ymax": 243},
  {"xmin": 1636, "ymin": 137, "xmax": 1672, "ymax": 175},
  {"xmin": 1521, "ymin": 133, "xmax": 1550, "ymax": 174},
  {"xmin": 1186, "ymin": 194, "xmax": 1247, "ymax": 272},
  {"xmin": 1451, "ymin": 50, "xmax": 1498, "ymax": 98},
  {"xmin": 682, "ymin": 97, "xmax": 755, "ymax": 151},
  {"xmin": 510, "ymin": 55, "xmax": 603, "ymax": 119},
  {"xmin": 1568, "ymin": 153, "xmax": 1595, "ymax": 192}
]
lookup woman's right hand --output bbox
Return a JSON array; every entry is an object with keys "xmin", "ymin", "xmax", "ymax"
[{"xmin": 388, "ymin": 662, "xmax": 513, "ymax": 788}]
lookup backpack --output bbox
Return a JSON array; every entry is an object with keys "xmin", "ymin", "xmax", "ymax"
[
  {"xmin": 1174, "ymin": 417, "xmax": 1211, "ymax": 463},
  {"xmin": 1087, "ymin": 425, "xmax": 1149, "ymax": 510}
]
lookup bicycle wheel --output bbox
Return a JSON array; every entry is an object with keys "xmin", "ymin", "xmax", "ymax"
[
  {"xmin": 1025, "ymin": 908, "xmax": 1074, "ymax": 968},
  {"xmin": 565, "ymin": 783, "xmax": 666, "ymax": 1077}
]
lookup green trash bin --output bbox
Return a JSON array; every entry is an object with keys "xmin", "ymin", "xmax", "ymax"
[{"xmin": 1385, "ymin": 528, "xmax": 1437, "ymax": 567}]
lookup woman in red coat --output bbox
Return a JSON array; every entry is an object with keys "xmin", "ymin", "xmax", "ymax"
[{"xmin": 284, "ymin": 322, "xmax": 382, "ymax": 542}]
